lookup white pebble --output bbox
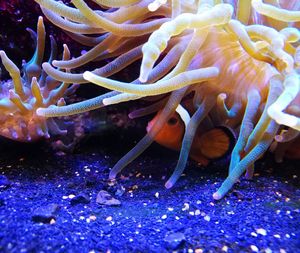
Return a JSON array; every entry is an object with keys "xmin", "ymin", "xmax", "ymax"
[
  {"xmin": 256, "ymin": 228, "xmax": 267, "ymax": 236},
  {"xmin": 182, "ymin": 203, "xmax": 189, "ymax": 211},
  {"xmin": 204, "ymin": 215, "xmax": 210, "ymax": 222},
  {"xmin": 250, "ymin": 245, "xmax": 259, "ymax": 252},
  {"xmin": 222, "ymin": 245, "xmax": 228, "ymax": 252},
  {"xmin": 106, "ymin": 216, "xmax": 113, "ymax": 221},
  {"xmin": 264, "ymin": 248, "xmax": 272, "ymax": 253}
]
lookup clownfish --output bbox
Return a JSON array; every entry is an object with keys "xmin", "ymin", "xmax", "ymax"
[{"xmin": 147, "ymin": 107, "xmax": 236, "ymax": 166}]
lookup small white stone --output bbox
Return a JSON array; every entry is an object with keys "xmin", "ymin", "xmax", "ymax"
[
  {"xmin": 161, "ymin": 214, "xmax": 167, "ymax": 220},
  {"xmin": 89, "ymin": 215, "xmax": 96, "ymax": 221},
  {"xmin": 204, "ymin": 215, "xmax": 210, "ymax": 222},
  {"xmin": 106, "ymin": 216, "xmax": 113, "ymax": 221},
  {"xmin": 221, "ymin": 245, "xmax": 228, "ymax": 252},
  {"xmin": 182, "ymin": 203, "xmax": 189, "ymax": 211},
  {"xmin": 256, "ymin": 228, "xmax": 267, "ymax": 236},
  {"xmin": 264, "ymin": 248, "xmax": 272, "ymax": 253},
  {"xmin": 250, "ymin": 245, "xmax": 259, "ymax": 252},
  {"xmin": 155, "ymin": 192, "xmax": 159, "ymax": 198}
]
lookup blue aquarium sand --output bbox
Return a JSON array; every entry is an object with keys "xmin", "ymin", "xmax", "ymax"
[{"xmin": 0, "ymin": 137, "xmax": 299, "ymax": 253}]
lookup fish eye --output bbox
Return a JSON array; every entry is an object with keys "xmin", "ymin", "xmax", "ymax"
[{"xmin": 168, "ymin": 117, "xmax": 178, "ymax": 126}]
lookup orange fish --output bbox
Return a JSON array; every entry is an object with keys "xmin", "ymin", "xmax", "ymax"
[{"xmin": 147, "ymin": 108, "xmax": 236, "ymax": 166}]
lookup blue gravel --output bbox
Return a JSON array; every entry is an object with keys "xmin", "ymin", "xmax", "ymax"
[{"xmin": 0, "ymin": 135, "xmax": 299, "ymax": 253}]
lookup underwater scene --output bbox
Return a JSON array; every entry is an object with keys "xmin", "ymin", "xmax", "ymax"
[{"xmin": 0, "ymin": 0, "xmax": 299, "ymax": 252}]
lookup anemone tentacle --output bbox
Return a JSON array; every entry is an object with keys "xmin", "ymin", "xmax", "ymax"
[
  {"xmin": 33, "ymin": 0, "xmax": 300, "ymax": 199},
  {"xmin": 0, "ymin": 17, "xmax": 76, "ymax": 142}
]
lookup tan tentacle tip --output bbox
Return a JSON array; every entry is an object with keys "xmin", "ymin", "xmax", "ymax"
[
  {"xmin": 139, "ymin": 70, "xmax": 148, "ymax": 83},
  {"xmin": 213, "ymin": 3, "xmax": 234, "ymax": 20},
  {"xmin": 108, "ymin": 172, "xmax": 117, "ymax": 180},
  {"xmin": 38, "ymin": 16, "xmax": 43, "ymax": 23},
  {"xmin": 212, "ymin": 192, "xmax": 222, "ymax": 200},
  {"xmin": 0, "ymin": 51, "xmax": 9, "ymax": 62},
  {"xmin": 148, "ymin": 0, "xmax": 167, "ymax": 12},
  {"xmin": 52, "ymin": 60, "xmax": 61, "ymax": 68},
  {"xmin": 164, "ymin": 181, "xmax": 173, "ymax": 189},
  {"xmin": 83, "ymin": 71, "xmax": 94, "ymax": 83},
  {"xmin": 268, "ymin": 106, "xmax": 299, "ymax": 130},
  {"xmin": 36, "ymin": 107, "xmax": 46, "ymax": 117}
]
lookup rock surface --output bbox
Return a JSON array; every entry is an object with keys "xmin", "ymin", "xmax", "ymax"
[
  {"xmin": 96, "ymin": 190, "xmax": 121, "ymax": 206},
  {"xmin": 32, "ymin": 204, "xmax": 59, "ymax": 223}
]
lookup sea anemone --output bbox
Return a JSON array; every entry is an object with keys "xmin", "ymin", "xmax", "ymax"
[
  {"xmin": 0, "ymin": 16, "xmax": 77, "ymax": 142},
  {"xmin": 34, "ymin": 0, "xmax": 300, "ymax": 199}
]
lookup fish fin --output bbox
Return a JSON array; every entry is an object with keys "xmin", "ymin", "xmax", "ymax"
[{"xmin": 198, "ymin": 126, "xmax": 236, "ymax": 160}]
